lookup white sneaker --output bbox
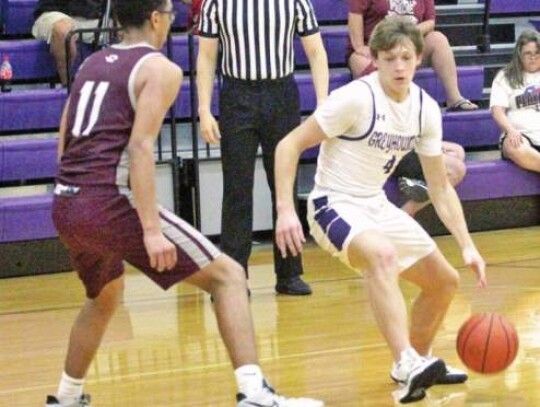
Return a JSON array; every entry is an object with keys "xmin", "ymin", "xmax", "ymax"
[
  {"xmin": 392, "ymin": 353, "xmax": 446, "ymax": 404},
  {"xmin": 236, "ymin": 380, "xmax": 324, "ymax": 407},
  {"xmin": 45, "ymin": 395, "xmax": 91, "ymax": 407}
]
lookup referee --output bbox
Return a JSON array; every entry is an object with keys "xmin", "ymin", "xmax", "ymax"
[{"xmin": 197, "ymin": 0, "xmax": 328, "ymax": 295}]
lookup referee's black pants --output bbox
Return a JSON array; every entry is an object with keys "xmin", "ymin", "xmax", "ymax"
[{"xmin": 219, "ymin": 75, "xmax": 303, "ymax": 280}]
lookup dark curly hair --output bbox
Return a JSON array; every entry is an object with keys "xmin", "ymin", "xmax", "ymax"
[{"xmin": 114, "ymin": 0, "xmax": 168, "ymax": 28}]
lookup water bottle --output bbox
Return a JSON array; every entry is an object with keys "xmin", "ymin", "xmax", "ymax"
[{"xmin": 0, "ymin": 54, "xmax": 13, "ymax": 93}]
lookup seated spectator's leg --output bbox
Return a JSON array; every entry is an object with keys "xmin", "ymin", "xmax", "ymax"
[
  {"xmin": 348, "ymin": 52, "xmax": 376, "ymax": 79},
  {"xmin": 441, "ymin": 141, "xmax": 466, "ymax": 185},
  {"xmin": 423, "ymin": 31, "xmax": 477, "ymax": 110},
  {"xmin": 502, "ymin": 136, "xmax": 540, "ymax": 172},
  {"xmin": 50, "ymin": 18, "xmax": 77, "ymax": 86}
]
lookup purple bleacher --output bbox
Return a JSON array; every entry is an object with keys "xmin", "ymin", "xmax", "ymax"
[
  {"xmin": 295, "ymin": 26, "xmax": 348, "ymax": 67},
  {"xmin": 0, "ymin": 88, "xmax": 66, "ymax": 132},
  {"xmin": 0, "ymin": 194, "xmax": 56, "ymax": 242},
  {"xmin": 2, "ymin": 0, "xmax": 36, "ymax": 35},
  {"xmin": 172, "ymin": 0, "xmax": 190, "ymax": 31},
  {"xmin": 414, "ymin": 66, "xmax": 484, "ymax": 104},
  {"xmin": 0, "ymin": 138, "xmax": 57, "ymax": 181},
  {"xmin": 167, "ymin": 34, "xmax": 195, "ymax": 72},
  {"xmin": 298, "ymin": 70, "xmax": 351, "ymax": 112},
  {"xmin": 456, "ymin": 159, "xmax": 540, "ymax": 200},
  {"xmin": 442, "ymin": 109, "xmax": 499, "ymax": 147},
  {"xmin": 489, "ymin": 0, "xmax": 540, "ymax": 14},
  {"xmin": 0, "ymin": 39, "xmax": 56, "ymax": 80},
  {"xmin": 311, "ymin": 0, "xmax": 348, "ymax": 23}
]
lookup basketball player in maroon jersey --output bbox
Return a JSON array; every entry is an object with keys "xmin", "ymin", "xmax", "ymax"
[{"xmin": 47, "ymin": 1, "xmax": 324, "ymax": 406}]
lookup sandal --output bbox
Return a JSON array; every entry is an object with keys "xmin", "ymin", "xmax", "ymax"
[{"xmin": 446, "ymin": 98, "xmax": 478, "ymax": 112}]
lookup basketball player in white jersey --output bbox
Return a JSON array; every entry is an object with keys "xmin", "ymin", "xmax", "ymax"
[{"xmin": 274, "ymin": 16, "xmax": 487, "ymax": 404}]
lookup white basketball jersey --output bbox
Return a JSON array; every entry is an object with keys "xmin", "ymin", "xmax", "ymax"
[{"xmin": 313, "ymin": 71, "xmax": 443, "ymax": 197}]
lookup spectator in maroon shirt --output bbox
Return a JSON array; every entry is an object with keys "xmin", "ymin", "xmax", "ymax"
[{"xmin": 347, "ymin": 0, "xmax": 478, "ymax": 111}]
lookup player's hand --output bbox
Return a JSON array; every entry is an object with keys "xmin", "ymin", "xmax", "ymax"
[
  {"xmin": 276, "ymin": 208, "xmax": 305, "ymax": 258},
  {"xmin": 506, "ymin": 130, "xmax": 523, "ymax": 149},
  {"xmin": 144, "ymin": 233, "xmax": 177, "ymax": 272},
  {"xmin": 462, "ymin": 245, "xmax": 487, "ymax": 288},
  {"xmin": 199, "ymin": 110, "xmax": 221, "ymax": 144}
]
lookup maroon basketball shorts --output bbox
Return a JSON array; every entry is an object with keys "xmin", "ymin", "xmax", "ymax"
[{"xmin": 52, "ymin": 186, "xmax": 220, "ymax": 298}]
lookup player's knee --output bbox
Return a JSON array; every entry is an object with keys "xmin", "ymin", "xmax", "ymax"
[
  {"xmin": 436, "ymin": 267, "xmax": 460, "ymax": 298},
  {"xmin": 209, "ymin": 256, "xmax": 247, "ymax": 290},
  {"xmin": 363, "ymin": 246, "xmax": 399, "ymax": 278},
  {"xmin": 93, "ymin": 277, "xmax": 124, "ymax": 315}
]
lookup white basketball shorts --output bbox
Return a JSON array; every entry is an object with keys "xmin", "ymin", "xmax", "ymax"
[{"xmin": 307, "ymin": 189, "xmax": 437, "ymax": 272}]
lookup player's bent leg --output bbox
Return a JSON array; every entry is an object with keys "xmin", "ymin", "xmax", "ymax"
[
  {"xmin": 185, "ymin": 256, "xmax": 325, "ymax": 407},
  {"xmin": 184, "ymin": 254, "xmax": 258, "ymax": 368},
  {"xmin": 401, "ymin": 250, "xmax": 459, "ymax": 356},
  {"xmin": 46, "ymin": 275, "xmax": 125, "ymax": 406},
  {"xmin": 400, "ymin": 250, "xmax": 466, "ymax": 385},
  {"xmin": 64, "ymin": 275, "xmax": 125, "ymax": 378},
  {"xmin": 348, "ymin": 230, "xmax": 411, "ymax": 362}
]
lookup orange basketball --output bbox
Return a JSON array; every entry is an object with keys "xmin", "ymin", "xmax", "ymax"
[{"xmin": 456, "ymin": 313, "xmax": 519, "ymax": 374}]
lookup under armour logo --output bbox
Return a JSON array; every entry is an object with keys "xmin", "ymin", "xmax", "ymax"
[
  {"xmin": 105, "ymin": 54, "xmax": 118, "ymax": 63},
  {"xmin": 376, "ymin": 113, "xmax": 386, "ymax": 121}
]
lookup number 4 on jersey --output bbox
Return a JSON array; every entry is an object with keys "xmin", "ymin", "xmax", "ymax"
[
  {"xmin": 383, "ymin": 155, "xmax": 397, "ymax": 174},
  {"xmin": 72, "ymin": 81, "xmax": 110, "ymax": 137}
]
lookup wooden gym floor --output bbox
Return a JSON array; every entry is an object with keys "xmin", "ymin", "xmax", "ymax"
[{"xmin": 1, "ymin": 226, "xmax": 539, "ymax": 406}]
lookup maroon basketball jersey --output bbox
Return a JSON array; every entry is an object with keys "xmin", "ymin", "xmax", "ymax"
[{"xmin": 57, "ymin": 45, "xmax": 163, "ymax": 188}]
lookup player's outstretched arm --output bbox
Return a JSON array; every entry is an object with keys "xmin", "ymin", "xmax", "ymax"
[
  {"xmin": 275, "ymin": 116, "xmax": 327, "ymax": 258},
  {"xmin": 420, "ymin": 154, "xmax": 487, "ymax": 288}
]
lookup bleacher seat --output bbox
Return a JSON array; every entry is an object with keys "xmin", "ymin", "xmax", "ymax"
[
  {"xmin": 311, "ymin": 0, "xmax": 348, "ymax": 24},
  {"xmin": 455, "ymin": 159, "xmax": 540, "ymax": 200},
  {"xmin": 0, "ymin": 39, "xmax": 56, "ymax": 80},
  {"xmin": 489, "ymin": 0, "xmax": 540, "ymax": 14},
  {"xmin": 0, "ymin": 88, "xmax": 66, "ymax": 132},
  {"xmin": 443, "ymin": 109, "xmax": 500, "ymax": 148},
  {"xmin": 1, "ymin": 0, "xmax": 36, "ymax": 35},
  {"xmin": 0, "ymin": 138, "xmax": 57, "ymax": 181},
  {"xmin": 0, "ymin": 194, "xmax": 55, "ymax": 242}
]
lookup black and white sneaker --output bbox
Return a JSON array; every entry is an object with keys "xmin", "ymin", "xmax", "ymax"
[
  {"xmin": 45, "ymin": 394, "xmax": 92, "ymax": 407},
  {"xmin": 391, "ymin": 359, "xmax": 468, "ymax": 386},
  {"xmin": 236, "ymin": 380, "xmax": 324, "ymax": 407},
  {"xmin": 434, "ymin": 363, "xmax": 468, "ymax": 385},
  {"xmin": 398, "ymin": 177, "xmax": 430, "ymax": 203},
  {"xmin": 391, "ymin": 354, "xmax": 446, "ymax": 404}
]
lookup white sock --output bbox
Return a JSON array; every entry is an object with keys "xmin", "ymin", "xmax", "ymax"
[
  {"xmin": 234, "ymin": 364, "xmax": 263, "ymax": 398},
  {"xmin": 57, "ymin": 371, "xmax": 84, "ymax": 405}
]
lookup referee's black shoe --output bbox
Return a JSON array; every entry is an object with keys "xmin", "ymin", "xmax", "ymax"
[{"xmin": 275, "ymin": 276, "xmax": 312, "ymax": 295}]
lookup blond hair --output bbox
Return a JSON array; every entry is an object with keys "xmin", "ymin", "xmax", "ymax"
[{"xmin": 369, "ymin": 16, "xmax": 424, "ymax": 59}]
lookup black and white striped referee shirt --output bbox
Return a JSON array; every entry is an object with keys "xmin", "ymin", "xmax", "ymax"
[{"xmin": 198, "ymin": 0, "xmax": 320, "ymax": 80}]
